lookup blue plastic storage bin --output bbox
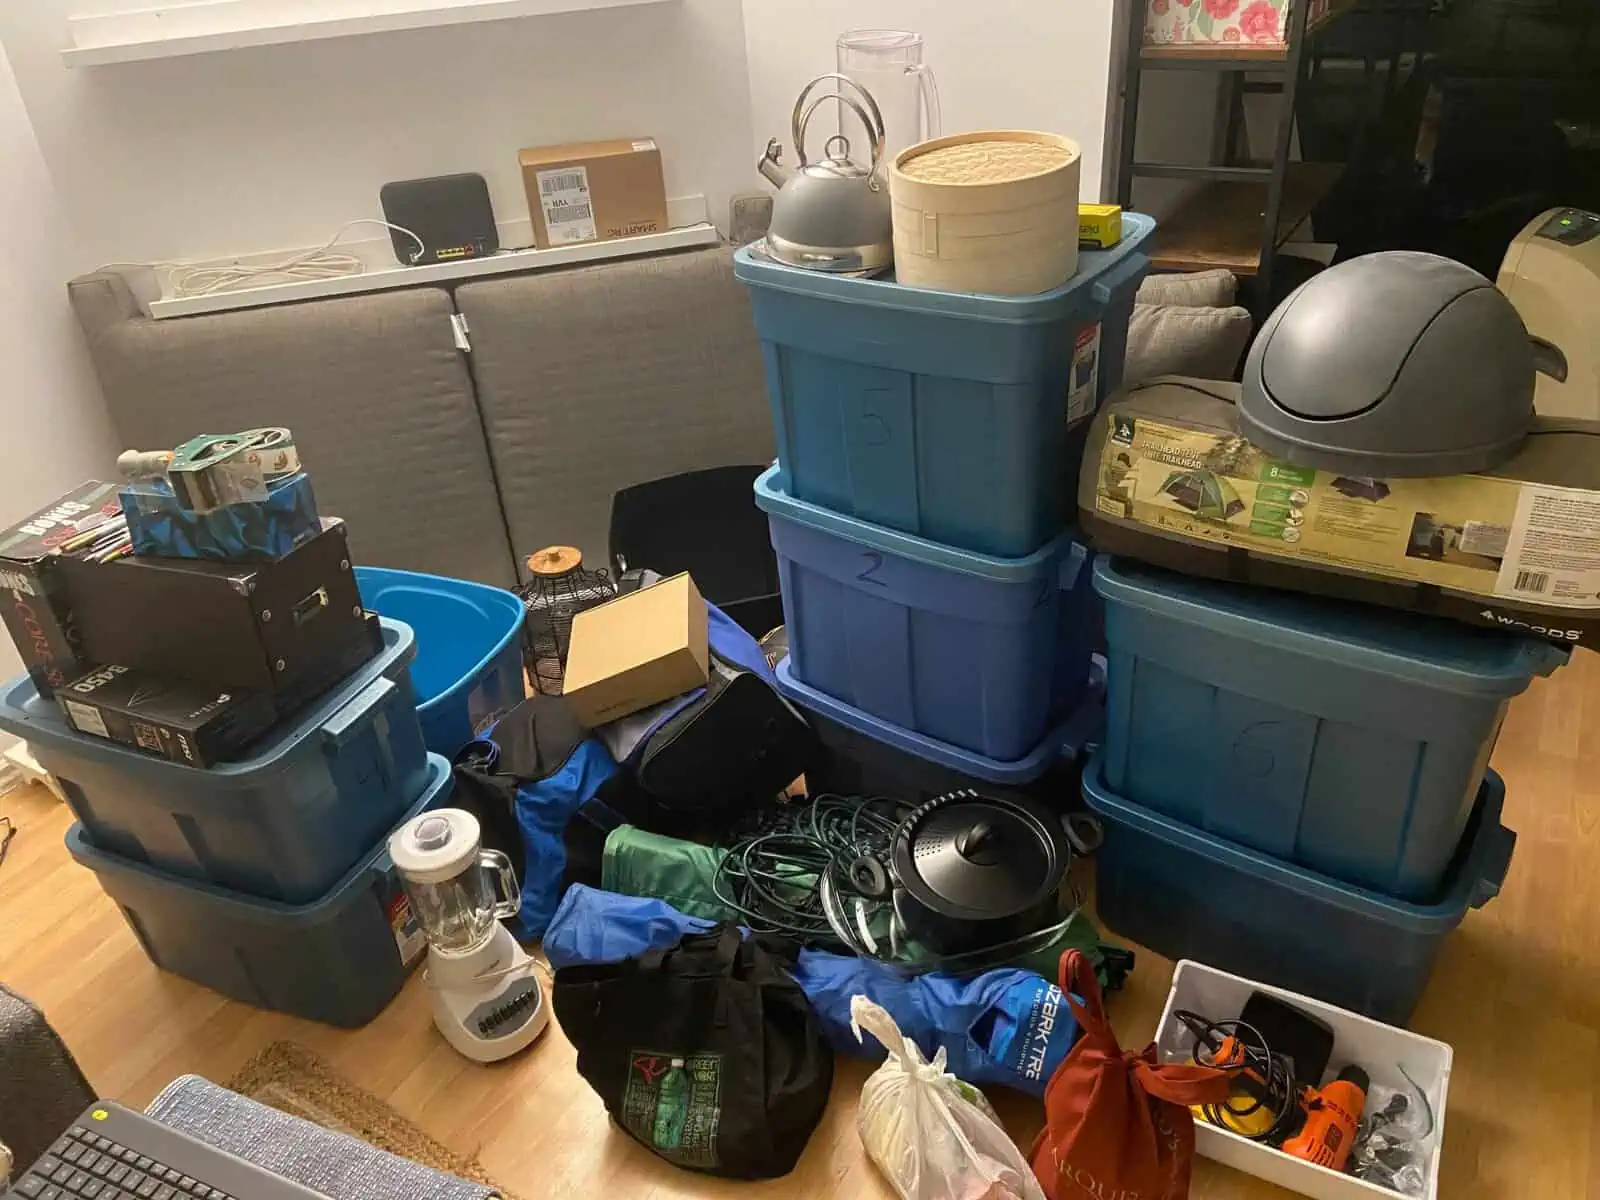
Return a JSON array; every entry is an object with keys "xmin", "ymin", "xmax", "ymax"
[
  {"xmin": 0, "ymin": 618, "xmax": 429, "ymax": 903},
  {"xmin": 1084, "ymin": 754, "xmax": 1512, "ymax": 1023},
  {"xmin": 1095, "ymin": 557, "xmax": 1564, "ymax": 900},
  {"xmin": 756, "ymin": 466, "xmax": 1097, "ymax": 761},
  {"xmin": 735, "ymin": 215, "xmax": 1153, "ymax": 558},
  {"xmin": 65, "ymin": 754, "xmax": 451, "ymax": 1028},
  {"xmin": 775, "ymin": 655, "xmax": 1104, "ymax": 806},
  {"xmin": 355, "ymin": 566, "xmax": 526, "ymax": 759}
]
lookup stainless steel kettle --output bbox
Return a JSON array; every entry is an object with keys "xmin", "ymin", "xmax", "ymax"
[{"xmin": 758, "ymin": 74, "xmax": 893, "ymax": 272}]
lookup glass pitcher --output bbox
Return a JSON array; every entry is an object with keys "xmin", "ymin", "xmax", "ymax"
[
  {"xmin": 837, "ymin": 30, "xmax": 941, "ymax": 167},
  {"xmin": 392, "ymin": 810, "xmax": 520, "ymax": 956}
]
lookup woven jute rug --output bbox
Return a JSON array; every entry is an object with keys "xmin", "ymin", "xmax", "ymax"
[{"xmin": 227, "ymin": 1041, "xmax": 518, "ymax": 1200}]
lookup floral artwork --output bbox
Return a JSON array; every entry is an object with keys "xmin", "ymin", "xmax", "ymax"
[{"xmin": 1145, "ymin": 0, "xmax": 1303, "ymax": 47}]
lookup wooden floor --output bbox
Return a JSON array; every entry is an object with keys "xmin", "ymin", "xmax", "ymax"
[{"xmin": 4, "ymin": 649, "xmax": 1600, "ymax": 1200}]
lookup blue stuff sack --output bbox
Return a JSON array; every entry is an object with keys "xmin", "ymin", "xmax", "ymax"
[{"xmin": 545, "ymin": 885, "xmax": 1080, "ymax": 1096}]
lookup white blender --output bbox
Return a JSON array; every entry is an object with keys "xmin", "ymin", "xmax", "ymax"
[{"xmin": 389, "ymin": 809, "xmax": 549, "ymax": 1063}]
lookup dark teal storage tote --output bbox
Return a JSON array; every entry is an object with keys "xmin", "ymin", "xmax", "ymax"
[
  {"xmin": 65, "ymin": 754, "xmax": 452, "ymax": 1028},
  {"xmin": 735, "ymin": 214, "xmax": 1154, "ymax": 558},
  {"xmin": 1095, "ymin": 557, "xmax": 1564, "ymax": 900},
  {"xmin": 1083, "ymin": 753, "xmax": 1513, "ymax": 1024},
  {"xmin": 756, "ymin": 466, "xmax": 1097, "ymax": 761},
  {"xmin": 774, "ymin": 655, "xmax": 1104, "ymax": 806},
  {"xmin": 355, "ymin": 566, "xmax": 525, "ymax": 759},
  {"xmin": 0, "ymin": 618, "xmax": 428, "ymax": 903}
]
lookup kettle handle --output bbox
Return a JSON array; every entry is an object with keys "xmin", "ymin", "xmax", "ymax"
[
  {"xmin": 792, "ymin": 73, "xmax": 886, "ymax": 175},
  {"xmin": 797, "ymin": 94, "xmax": 886, "ymax": 184}
]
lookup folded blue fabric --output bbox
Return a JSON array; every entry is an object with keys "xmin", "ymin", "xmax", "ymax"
[{"xmin": 545, "ymin": 885, "xmax": 1080, "ymax": 1095}]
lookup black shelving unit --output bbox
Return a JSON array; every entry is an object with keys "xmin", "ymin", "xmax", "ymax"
[{"xmin": 1114, "ymin": 0, "xmax": 1344, "ymax": 308}]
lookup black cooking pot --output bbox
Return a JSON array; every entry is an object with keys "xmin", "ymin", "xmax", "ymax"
[{"xmin": 890, "ymin": 789, "xmax": 1071, "ymax": 955}]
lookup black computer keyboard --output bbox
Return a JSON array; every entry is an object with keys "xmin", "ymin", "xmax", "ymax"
[{"xmin": 6, "ymin": 1103, "xmax": 327, "ymax": 1200}]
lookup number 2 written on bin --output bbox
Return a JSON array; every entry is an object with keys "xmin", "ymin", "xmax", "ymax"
[{"xmin": 857, "ymin": 552, "xmax": 887, "ymax": 587}]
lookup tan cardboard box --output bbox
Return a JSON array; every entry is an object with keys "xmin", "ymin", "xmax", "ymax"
[
  {"xmin": 518, "ymin": 138, "xmax": 668, "ymax": 249},
  {"xmin": 561, "ymin": 572, "xmax": 709, "ymax": 727}
]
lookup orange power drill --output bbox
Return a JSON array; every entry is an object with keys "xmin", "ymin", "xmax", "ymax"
[{"xmin": 1283, "ymin": 1066, "xmax": 1369, "ymax": 1171}]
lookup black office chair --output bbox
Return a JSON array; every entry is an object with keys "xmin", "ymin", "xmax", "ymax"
[{"xmin": 608, "ymin": 465, "xmax": 782, "ymax": 639}]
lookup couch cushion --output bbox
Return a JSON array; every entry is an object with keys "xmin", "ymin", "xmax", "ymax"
[
  {"xmin": 69, "ymin": 276, "xmax": 516, "ymax": 587},
  {"xmin": 1125, "ymin": 302, "xmax": 1254, "ymax": 386},
  {"xmin": 457, "ymin": 246, "xmax": 774, "ymax": 572},
  {"xmin": 1136, "ymin": 268, "xmax": 1239, "ymax": 309}
]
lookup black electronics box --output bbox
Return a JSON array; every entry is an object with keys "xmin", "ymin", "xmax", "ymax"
[
  {"xmin": 55, "ymin": 613, "xmax": 384, "ymax": 767},
  {"xmin": 379, "ymin": 173, "xmax": 499, "ymax": 265},
  {"xmin": 0, "ymin": 481, "xmax": 123, "ymax": 699},
  {"xmin": 57, "ymin": 664, "xmax": 278, "ymax": 767},
  {"xmin": 66, "ymin": 519, "xmax": 369, "ymax": 696}
]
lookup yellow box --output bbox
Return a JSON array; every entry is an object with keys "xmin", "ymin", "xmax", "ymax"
[{"xmin": 1079, "ymin": 204, "xmax": 1123, "ymax": 250}]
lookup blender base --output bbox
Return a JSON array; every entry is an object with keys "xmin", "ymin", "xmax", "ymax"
[{"xmin": 426, "ymin": 925, "xmax": 549, "ymax": 1064}]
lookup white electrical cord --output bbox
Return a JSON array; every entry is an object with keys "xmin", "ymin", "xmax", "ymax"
[{"xmin": 98, "ymin": 218, "xmax": 428, "ymax": 299}]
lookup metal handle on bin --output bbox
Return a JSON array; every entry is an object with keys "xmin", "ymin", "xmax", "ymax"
[
  {"xmin": 320, "ymin": 677, "xmax": 396, "ymax": 749},
  {"xmin": 1468, "ymin": 822, "xmax": 1516, "ymax": 910},
  {"xmin": 482, "ymin": 848, "xmax": 522, "ymax": 920}
]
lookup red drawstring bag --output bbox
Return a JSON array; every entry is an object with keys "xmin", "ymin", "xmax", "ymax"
[{"xmin": 1031, "ymin": 951, "xmax": 1238, "ymax": 1200}]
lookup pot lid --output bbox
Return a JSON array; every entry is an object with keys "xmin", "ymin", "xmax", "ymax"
[
  {"xmin": 1238, "ymin": 251, "xmax": 1536, "ymax": 477},
  {"xmin": 389, "ymin": 808, "xmax": 481, "ymax": 885},
  {"xmin": 892, "ymin": 790, "xmax": 1067, "ymax": 920}
]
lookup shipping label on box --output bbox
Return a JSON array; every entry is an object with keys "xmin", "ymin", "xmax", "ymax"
[{"xmin": 519, "ymin": 138, "xmax": 669, "ymax": 249}]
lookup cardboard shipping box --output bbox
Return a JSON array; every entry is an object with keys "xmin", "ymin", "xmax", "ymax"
[
  {"xmin": 519, "ymin": 138, "xmax": 668, "ymax": 249},
  {"xmin": 562, "ymin": 573, "xmax": 709, "ymax": 727},
  {"xmin": 1081, "ymin": 377, "xmax": 1600, "ymax": 648}
]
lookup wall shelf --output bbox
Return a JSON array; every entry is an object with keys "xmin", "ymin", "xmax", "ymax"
[
  {"xmin": 146, "ymin": 197, "xmax": 718, "ymax": 319},
  {"xmin": 64, "ymin": 0, "xmax": 677, "ymax": 67}
]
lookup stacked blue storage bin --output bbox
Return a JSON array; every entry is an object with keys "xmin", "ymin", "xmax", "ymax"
[
  {"xmin": 741, "ymin": 216, "xmax": 1155, "ymax": 794},
  {"xmin": 1084, "ymin": 556, "xmax": 1567, "ymax": 1020},
  {"xmin": 0, "ymin": 617, "xmax": 457, "ymax": 1026}
]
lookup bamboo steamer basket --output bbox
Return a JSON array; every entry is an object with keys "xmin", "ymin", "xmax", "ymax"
[{"xmin": 890, "ymin": 130, "xmax": 1082, "ymax": 295}]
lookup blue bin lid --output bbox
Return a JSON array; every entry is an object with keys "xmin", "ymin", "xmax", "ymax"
[
  {"xmin": 1082, "ymin": 752, "xmax": 1515, "ymax": 931},
  {"xmin": 734, "ymin": 213, "xmax": 1155, "ymax": 323},
  {"xmin": 755, "ymin": 464, "xmax": 1087, "ymax": 585},
  {"xmin": 0, "ymin": 617, "xmax": 417, "ymax": 778},
  {"xmin": 1094, "ymin": 557, "xmax": 1569, "ymax": 693},
  {"xmin": 775, "ymin": 655, "xmax": 1104, "ymax": 784}
]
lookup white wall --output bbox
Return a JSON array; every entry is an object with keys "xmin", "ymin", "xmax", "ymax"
[
  {"xmin": 0, "ymin": 39, "xmax": 119, "ymax": 686},
  {"xmin": 0, "ymin": 0, "xmax": 757, "ymax": 270},
  {"xmin": 741, "ymin": 1, "xmax": 1118, "ymax": 202}
]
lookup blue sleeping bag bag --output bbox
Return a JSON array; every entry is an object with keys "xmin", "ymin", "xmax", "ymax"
[{"xmin": 545, "ymin": 885, "xmax": 1080, "ymax": 1096}]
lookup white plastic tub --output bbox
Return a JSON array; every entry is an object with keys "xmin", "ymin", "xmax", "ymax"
[{"xmin": 1155, "ymin": 960, "xmax": 1452, "ymax": 1200}]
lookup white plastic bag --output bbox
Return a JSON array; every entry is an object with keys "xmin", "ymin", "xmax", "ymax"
[{"xmin": 851, "ymin": 994, "xmax": 1047, "ymax": 1200}]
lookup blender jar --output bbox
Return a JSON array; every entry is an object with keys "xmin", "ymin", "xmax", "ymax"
[{"xmin": 390, "ymin": 809, "xmax": 521, "ymax": 956}]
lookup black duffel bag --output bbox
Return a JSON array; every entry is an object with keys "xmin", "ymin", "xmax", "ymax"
[{"xmin": 552, "ymin": 926, "xmax": 834, "ymax": 1179}]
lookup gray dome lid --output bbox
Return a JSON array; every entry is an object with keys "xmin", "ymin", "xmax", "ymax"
[{"xmin": 1239, "ymin": 251, "xmax": 1536, "ymax": 477}]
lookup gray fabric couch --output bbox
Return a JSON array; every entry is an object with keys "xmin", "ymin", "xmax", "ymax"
[
  {"xmin": 0, "ymin": 982, "xmax": 96, "ymax": 1172},
  {"xmin": 69, "ymin": 245, "xmax": 775, "ymax": 588}
]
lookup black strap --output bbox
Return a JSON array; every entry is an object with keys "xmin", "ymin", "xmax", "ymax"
[{"xmin": 638, "ymin": 924, "xmax": 744, "ymax": 973}]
